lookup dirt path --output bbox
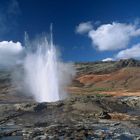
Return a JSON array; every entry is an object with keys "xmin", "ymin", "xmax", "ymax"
[
  {"xmin": 99, "ymin": 91, "xmax": 140, "ymax": 97},
  {"xmin": 68, "ymin": 87, "xmax": 140, "ymax": 97}
]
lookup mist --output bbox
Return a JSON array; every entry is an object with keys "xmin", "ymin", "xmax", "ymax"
[{"xmin": 22, "ymin": 32, "xmax": 75, "ymax": 102}]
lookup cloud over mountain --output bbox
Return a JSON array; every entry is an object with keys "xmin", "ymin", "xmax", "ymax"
[
  {"xmin": 102, "ymin": 58, "xmax": 114, "ymax": 62},
  {"xmin": 116, "ymin": 43, "xmax": 140, "ymax": 59}
]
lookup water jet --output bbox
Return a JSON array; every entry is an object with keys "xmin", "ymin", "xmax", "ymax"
[{"xmin": 23, "ymin": 25, "xmax": 75, "ymax": 102}]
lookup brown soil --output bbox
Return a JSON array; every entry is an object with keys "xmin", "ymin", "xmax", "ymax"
[
  {"xmin": 76, "ymin": 67, "xmax": 140, "ymax": 91},
  {"xmin": 109, "ymin": 112, "xmax": 139, "ymax": 121},
  {"xmin": 99, "ymin": 91, "xmax": 140, "ymax": 97}
]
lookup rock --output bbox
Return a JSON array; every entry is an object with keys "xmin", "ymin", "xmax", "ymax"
[
  {"xmin": 32, "ymin": 128, "xmax": 44, "ymax": 138},
  {"xmin": 72, "ymin": 79, "xmax": 84, "ymax": 87},
  {"xmin": 34, "ymin": 103, "xmax": 47, "ymax": 112},
  {"xmin": 116, "ymin": 58, "xmax": 140, "ymax": 68},
  {"xmin": 0, "ymin": 95, "xmax": 139, "ymax": 139},
  {"xmin": 33, "ymin": 135, "xmax": 47, "ymax": 140},
  {"xmin": 14, "ymin": 102, "xmax": 48, "ymax": 112},
  {"xmin": 34, "ymin": 122, "xmax": 48, "ymax": 127},
  {"xmin": 121, "ymin": 96, "xmax": 140, "ymax": 108},
  {"xmin": 111, "ymin": 122, "xmax": 120, "ymax": 126},
  {"xmin": 99, "ymin": 111, "xmax": 111, "ymax": 119},
  {"xmin": 116, "ymin": 133, "xmax": 135, "ymax": 140},
  {"xmin": 14, "ymin": 103, "xmax": 36, "ymax": 112}
]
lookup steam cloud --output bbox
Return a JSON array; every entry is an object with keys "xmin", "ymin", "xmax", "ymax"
[
  {"xmin": 0, "ymin": 31, "xmax": 75, "ymax": 103},
  {"xmin": 23, "ymin": 35, "xmax": 75, "ymax": 102}
]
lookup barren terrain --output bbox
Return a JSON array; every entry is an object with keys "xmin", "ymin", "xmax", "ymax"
[{"xmin": 0, "ymin": 59, "xmax": 140, "ymax": 139}]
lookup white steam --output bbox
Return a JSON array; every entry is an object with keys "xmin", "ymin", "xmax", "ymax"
[
  {"xmin": 23, "ymin": 34, "xmax": 75, "ymax": 102},
  {"xmin": 0, "ymin": 30, "xmax": 75, "ymax": 103}
]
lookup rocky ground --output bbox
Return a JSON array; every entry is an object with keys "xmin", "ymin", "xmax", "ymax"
[
  {"xmin": 0, "ymin": 59, "xmax": 140, "ymax": 140},
  {"xmin": 0, "ymin": 95, "xmax": 139, "ymax": 140}
]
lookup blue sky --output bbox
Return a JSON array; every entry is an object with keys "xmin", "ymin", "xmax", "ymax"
[{"xmin": 1, "ymin": 0, "xmax": 140, "ymax": 62}]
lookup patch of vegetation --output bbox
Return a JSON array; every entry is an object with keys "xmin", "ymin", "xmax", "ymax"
[
  {"xmin": 94, "ymin": 93, "xmax": 112, "ymax": 97},
  {"xmin": 93, "ymin": 87, "xmax": 112, "ymax": 91},
  {"xmin": 85, "ymin": 87, "xmax": 113, "ymax": 92}
]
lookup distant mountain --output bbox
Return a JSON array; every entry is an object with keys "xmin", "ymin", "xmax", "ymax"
[{"xmin": 75, "ymin": 58, "xmax": 140, "ymax": 75}]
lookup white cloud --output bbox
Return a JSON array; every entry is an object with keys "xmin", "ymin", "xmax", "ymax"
[
  {"xmin": 76, "ymin": 21, "xmax": 93, "ymax": 34},
  {"xmin": 102, "ymin": 58, "xmax": 114, "ymax": 62},
  {"xmin": 0, "ymin": 41, "xmax": 22, "ymax": 53},
  {"xmin": 88, "ymin": 22, "xmax": 140, "ymax": 51},
  {"xmin": 0, "ymin": 41, "xmax": 23, "ymax": 67},
  {"xmin": 116, "ymin": 43, "xmax": 140, "ymax": 59}
]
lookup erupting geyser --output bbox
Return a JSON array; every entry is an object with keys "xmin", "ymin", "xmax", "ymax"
[{"xmin": 23, "ymin": 25, "xmax": 75, "ymax": 102}]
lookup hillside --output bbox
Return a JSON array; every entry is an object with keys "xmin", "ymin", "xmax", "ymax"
[
  {"xmin": 75, "ymin": 58, "xmax": 140, "ymax": 75},
  {"xmin": 71, "ymin": 59, "xmax": 140, "ymax": 96}
]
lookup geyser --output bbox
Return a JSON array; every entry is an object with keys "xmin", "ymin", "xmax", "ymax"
[{"xmin": 23, "ymin": 26, "xmax": 75, "ymax": 102}]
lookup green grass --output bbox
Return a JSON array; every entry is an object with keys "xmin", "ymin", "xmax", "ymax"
[{"xmin": 85, "ymin": 87, "xmax": 113, "ymax": 92}]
